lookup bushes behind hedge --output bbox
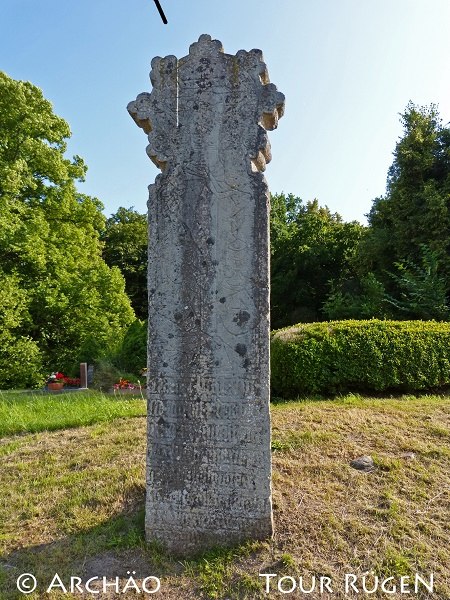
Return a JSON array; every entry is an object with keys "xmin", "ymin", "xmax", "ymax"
[{"xmin": 270, "ymin": 319, "xmax": 450, "ymax": 398}]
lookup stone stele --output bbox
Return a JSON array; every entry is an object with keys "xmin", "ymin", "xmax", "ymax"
[{"xmin": 128, "ymin": 33, "xmax": 285, "ymax": 555}]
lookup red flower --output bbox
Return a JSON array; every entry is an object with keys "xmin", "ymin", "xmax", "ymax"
[{"xmin": 63, "ymin": 377, "xmax": 81, "ymax": 386}]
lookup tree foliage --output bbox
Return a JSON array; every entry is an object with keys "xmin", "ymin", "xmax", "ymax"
[
  {"xmin": 322, "ymin": 273, "xmax": 389, "ymax": 321},
  {"xmin": 386, "ymin": 245, "xmax": 450, "ymax": 321},
  {"xmin": 327, "ymin": 103, "xmax": 450, "ymax": 322},
  {"xmin": 270, "ymin": 194, "xmax": 364, "ymax": 328},
  {"xmin": 363, "ymin": 102, "xmax": 450, "ymax": 284},
  {"xmin": 0, "ymin": 72, "xmax": 134, "ymax": 382},
  {"xmin": 115, "ymin": 318, "xmax": 147, "ymax": 375},
  {"xmin": 0, "ymin": 272, "xmax": 43, "ymax": 388},
  {"xmin": 101, "ymin": 207, "xmax": 148, "ymax": 319}
]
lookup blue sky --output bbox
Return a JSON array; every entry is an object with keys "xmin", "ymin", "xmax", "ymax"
[{"xmin": 1, "ymin": 0, "xmax": 449, "ymax": 223}]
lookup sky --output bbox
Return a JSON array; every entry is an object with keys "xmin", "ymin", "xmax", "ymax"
[{"xmin": 1, "ymin": 0, "xmax": 449, "ymax": 224}]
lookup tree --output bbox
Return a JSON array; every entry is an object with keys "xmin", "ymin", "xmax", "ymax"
[
  {"xmin": 0, "ymin": 271, "xmax": 43, "ymax": 388},
  {"xmin": 0, "ymin": 72, "xmax": 134, "ymax": 378},
  {"xmin": 386, "ymin": 245, "xmax": 449, "ymax": 321},
  {"xmin": 270, "ymin": 194, "xmax": 364, "ymax": 328},
  {"xmin": 324, "ymin": 104, "xmax": 450, "ymax": 323},
  {"xmin": 101, "ymin": 207, "xmax": 148, "ymax": 319},
  {"xmin": 115, "ymin": 318, "xmax": 147, "ymax": 375},
  {"xmin": 322, "ymin": 272, "xmax": 389, "ymax": 321},
  {"xmin": 363, "ymin": 103, "xmax": 450, "ymax": 283}
]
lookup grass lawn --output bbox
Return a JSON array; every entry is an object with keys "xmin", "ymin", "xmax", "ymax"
[
  {"xmin": 0, "ymin": 392, "xmax": 448, "ymax": 598},
  {"xmin": 0, "ymin": 390, "xmax": 146, "ymax": 437}
]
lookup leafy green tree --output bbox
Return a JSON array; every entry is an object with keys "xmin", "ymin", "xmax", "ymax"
[
  {"xmin": 363, "ymin": 103, "xmax": 450, "ymax": 283},
  {"xmin": 386, "ymin": 245, "xmax": 449, "ymax": 320},
  {"xmin": 270, "ymin": 194, "xmax": 364, "ymax": 328},
  {"xmin": 115, "ymin": 318, "xmax": 147, "ymax": 375},
  {"xmin": 0, "ymin": 271, "xmax": 43, "ymax": 388},
  {"xmin": 0, "ymin": 72, "xmax": 134, "ymax": 378},
  {"xmin": 101, "ymin": 207, "xmax": 148, "ymax": 319},
  {"xmin": 322, "ymin": 273, "xmax": 389, "ymax": 320}
]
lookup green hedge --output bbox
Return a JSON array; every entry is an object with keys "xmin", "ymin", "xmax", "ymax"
[{"xmin": 270, "ymin": 320, "xmax": 450, "ymax": 397}]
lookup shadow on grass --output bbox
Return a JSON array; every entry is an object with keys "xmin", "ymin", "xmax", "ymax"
[
  {"xmin": 0, "ymin": 499, "xmax": 181, "ymax": 599},
  {"xmin": 1, "ymin": 505, "xmax": 268, "ymax": 600}
]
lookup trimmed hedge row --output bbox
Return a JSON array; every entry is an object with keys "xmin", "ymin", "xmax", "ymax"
[{"xmin": 271, "ymin": 320, "xmax": 450, "ymax": 398}]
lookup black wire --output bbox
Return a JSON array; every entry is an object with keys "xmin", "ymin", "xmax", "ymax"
[{"xmin": 152, "ymin": 0, "xmax": 168, "ymax": 24}]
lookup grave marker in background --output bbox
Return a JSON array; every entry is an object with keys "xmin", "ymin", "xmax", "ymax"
[
  {"xmin": 128, "ymin": 34, "xmax": 284, "ymax": 554},
  {"xmin": 80, "ymin": 363, "xmax": 88, "ymax": 389}
]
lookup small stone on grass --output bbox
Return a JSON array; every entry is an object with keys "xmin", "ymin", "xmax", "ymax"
[{"xmin": 350, "ymin": 455, "xmax": 375, "ymax": 472}]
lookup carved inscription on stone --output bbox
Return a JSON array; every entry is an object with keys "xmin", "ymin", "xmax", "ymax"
[{"xmin": 128, "ymin": 34, "xmax": 284, "ymax": 554}]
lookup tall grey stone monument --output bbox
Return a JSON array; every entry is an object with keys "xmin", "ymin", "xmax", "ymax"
[{"xmin": 128, "ymin": 34, "xmax": 284, "ymax": 555}]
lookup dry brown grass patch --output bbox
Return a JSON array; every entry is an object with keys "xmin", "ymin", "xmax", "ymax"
[{"xmin": 0, "ymin": 394, "xmax": 448, "ymax": 598}]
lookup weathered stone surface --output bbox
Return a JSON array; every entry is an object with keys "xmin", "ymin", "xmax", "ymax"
[
  {"xmin": 128, "ymin": 34, "xmax": 284, "ymax": 555},
  {"xmin": 350, "ymin": 455, "xmax": 375, "ymax": 472}
]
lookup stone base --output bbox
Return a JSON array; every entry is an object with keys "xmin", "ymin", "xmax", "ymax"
[{"xmin": 145, "ymin": 512, "xmax": 273, "ymax": 557}]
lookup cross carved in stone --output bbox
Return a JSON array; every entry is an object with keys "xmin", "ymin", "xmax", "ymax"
[
  {"xmin": 128, "ymin": 34, "xmax": 284, "ymax": 555},
  {"xmin": 128, "ymin": 34, "xmax": 284, "ymax": 175}
]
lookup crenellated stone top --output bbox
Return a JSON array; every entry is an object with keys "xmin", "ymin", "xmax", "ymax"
[{"xmin": 128, "ymin": 34, "xmax": 285, "ymax": 174}]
